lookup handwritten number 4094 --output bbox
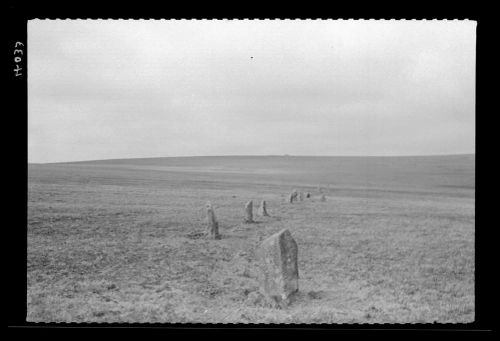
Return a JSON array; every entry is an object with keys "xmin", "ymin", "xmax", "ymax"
[{"xmin": 14, "ymin": 42, "xmax": 24, "ymax": 77}]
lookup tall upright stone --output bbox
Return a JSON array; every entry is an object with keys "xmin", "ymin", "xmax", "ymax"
[
  {"xmin": 288, "ymin": 189, "xmax": 298, "ymax": 203},
  {"xmin": 244, "ymin": 200, "xmax": 254, "ymax": 223},
  {"xmin": 257, "ymin": 229, "xmax": 299, "ymax": 306},
  {"xmin": 257, "ymin": 200, "xmax": 269, "ymax": 217},
  {"xmin": 306, "ymin": 192, "xmax": 311, "ymax": 198},
  {"xmin": 205, "ymin": 202, "xmax": 220, "ymax": 239},
  {"xmin": 298, "ymin": 192, "xmax": 304, "ymax": 201}
]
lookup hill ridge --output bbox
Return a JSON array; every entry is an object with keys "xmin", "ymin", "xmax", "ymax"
[{"xmin": 44, "ymin": 153, "xmax": 475, "ymax": 165}]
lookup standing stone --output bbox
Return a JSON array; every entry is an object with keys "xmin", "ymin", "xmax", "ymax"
[
  {"xmin": 257, "ymin": 200, "xmax": 269, "ymax": 217},
  {"xmin": 306, "ymin": 192, "xmax": 311, "ymax": 198},
  {"xmin": 244, "ymin": 200, "xmax": 254, "ymax": 223},
  {"xmin": 320, "ymin": 194, "xmax": 326, "ymax": 202},
  {"xmin": 257, "ymin": 229, "xmax": 299, "ymax": 306},
  {"xmin": 206, "ymin": 202, "xmax": 220, "ymax": 239},
  {"xmin": 298, "ymin": 192, "xmax": 304, "ymax": 201},
  {"xmin": 288, "ymin": 189, "xmax": 298, "ymax": 203}
]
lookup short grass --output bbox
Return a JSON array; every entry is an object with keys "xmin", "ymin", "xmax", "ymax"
[{"xmin": 27, "ymin": 155, "xmax": 475, "ymax": 323}]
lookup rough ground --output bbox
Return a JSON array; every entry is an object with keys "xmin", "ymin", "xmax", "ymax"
[{"xmin": 27, "ymin": 155, "xmax": 475, "ymax": 323}]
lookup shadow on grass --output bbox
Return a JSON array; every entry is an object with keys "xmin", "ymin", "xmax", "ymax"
[
  {"xmin": 288, "ymin": 290, "xmax": 328, "ymax": 306},
  {"xmin": 185, "ymin": 229, "xmax": 248, "ymax": 241},
  {"xmin": 243, "ymin": 220, "xmax": 264, "ymax": 225}
]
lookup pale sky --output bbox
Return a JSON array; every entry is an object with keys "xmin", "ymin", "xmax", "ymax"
[{"xmin": 28, "ymin": 20, "xmax": 476, "ymax": 163}]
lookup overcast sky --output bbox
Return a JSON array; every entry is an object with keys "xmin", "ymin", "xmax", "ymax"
[{"xmin": 28, "ymin": 20, "xmax": 476, "ymax": 163}]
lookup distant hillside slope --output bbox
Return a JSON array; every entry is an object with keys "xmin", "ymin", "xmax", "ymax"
[{"xmin": 39, "ymin": 154, "xmax": 474, "ymax": 193}]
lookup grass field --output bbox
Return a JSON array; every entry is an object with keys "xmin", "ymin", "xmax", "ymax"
[{"xmin": 27, "ymin": 155, "xmax": 475, "ymax": 323}]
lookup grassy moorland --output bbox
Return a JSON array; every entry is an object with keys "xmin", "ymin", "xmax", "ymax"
[{"xmin": 27, "ymin": 155, "xmax": 475, "ymax": 323}]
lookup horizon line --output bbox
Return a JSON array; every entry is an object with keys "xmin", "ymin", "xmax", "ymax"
[{"xmin": 29, "ymin": 152, "xmax": 476, "ymax": 165}]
